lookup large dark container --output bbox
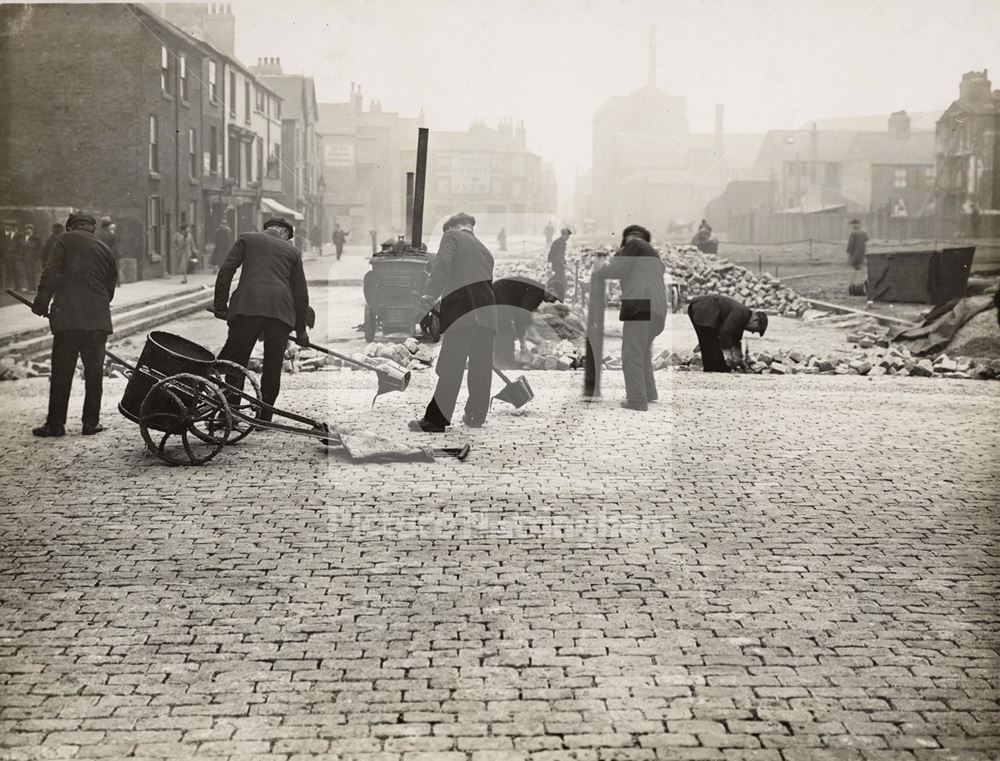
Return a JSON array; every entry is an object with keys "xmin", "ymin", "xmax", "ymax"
[
  {"xmin": 363, "ymin": 254, "xmax": 434, "ymax": 338},
  {"xmin": 119, "ymin": 331, "xmax": 216, "ymax": 425},
  {"xmin": 866, "ymin": 246, "xmax": 975, "ymax": 304}
]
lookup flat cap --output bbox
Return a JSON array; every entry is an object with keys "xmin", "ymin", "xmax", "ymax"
[
  {"xmin": 99, "ymin": 216, "xmax": 113, "ymax": 225},
  {"xmin": 621, "ymin": 224, "xmax": 651, "ymax": 243},
  {"xmin": 755, "ymin": 311, "xmax": 769, "ymax": 337},
  {"xmin": 263, "ymin": 217, "xmax": 295, "ymax": 237},
  {"xmin": 66, "ymin": 211, "xmax": 96, "ymax": 227},
  {"xmin": 442, "ymin": 212, "xmax": 476, "ymax": 232}
]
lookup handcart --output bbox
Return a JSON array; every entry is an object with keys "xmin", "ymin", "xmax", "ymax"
[{"xmin": 109, "ymin": 331, "xmax": 470, "ymax": 466}]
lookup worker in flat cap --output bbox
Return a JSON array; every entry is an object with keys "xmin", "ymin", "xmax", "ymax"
[
  {"xmin": 213, "ymin": 217, "xmax": 310, "ymax": 419},
  {"xmin": 547, "ymin": 225, "xmax": 572, "ymax": 300},
  {"xmin": 687, "ymin": 294, "xmax": 768, "ymax": 373},
  {"xmin": 410, "ymin": 211, "xmax": 496, "ymax": 432},
  {"xmin": 31, "ymin": 212, "xmax": 118, "ymax": 437},
  {"xmin": 590, "ymin": 224, "xmax": 667, "ymax": 410}
]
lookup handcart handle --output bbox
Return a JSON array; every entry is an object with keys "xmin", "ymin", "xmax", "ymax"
[{"xmin": 6, "ymin": 288, "xmax": 44, "ymax": 316}]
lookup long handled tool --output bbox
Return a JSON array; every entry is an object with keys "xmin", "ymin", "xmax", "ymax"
[
  {"xmin": 6, "ymin": 288, "xmax": 42, "ymax": 314},
  {"xmin": 413, "ymin": 293, "xmax": 535, "ymax": 410},
  {"xmin": 204, "ymin": 307, "xmax": 410, "ymax": 401}
]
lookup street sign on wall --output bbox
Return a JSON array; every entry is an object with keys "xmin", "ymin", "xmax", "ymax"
[{"xmin": 325, "ymin": 142, "xmax": 355, "ymax": 167}]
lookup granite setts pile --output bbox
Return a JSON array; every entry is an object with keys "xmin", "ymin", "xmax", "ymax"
[{"xmin": 663, "ymin": 245, "xmax": 809, "ymax": 317}]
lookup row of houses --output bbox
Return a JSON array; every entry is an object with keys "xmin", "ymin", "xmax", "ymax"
[
  {"xmin": 316, "ymin": 85, "xmax": 558, "ymax": 240},
  {"xmin": 577, "ymin": 56, "xmax": 1000, "ymax": 234},
  {"xmin": 0, "ymin": 3, "xmax": 324, "ymax": 282},
  {"xmin": 0, "ymin": 3, "xmax": 557, "ymax": 284}
]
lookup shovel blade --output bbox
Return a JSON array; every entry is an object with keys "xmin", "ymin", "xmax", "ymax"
[{"xmin": 493, "ymin": 374, "xmax": 534, "ymax": 409}]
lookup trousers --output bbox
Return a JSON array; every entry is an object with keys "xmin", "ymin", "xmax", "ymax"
[
  {"xmin": 691, "ymin": 323, "xmax": 730, "ymax": 372},
  {"xmin": 621, "ymin": 313, "xmax": 665, "ymax": 402},
  {"xmin": 218, "ymin": 315, "xmax": 291, "ymax": 414},
  {"xmin": 47, "ymin": 329, "xmax": 107, "ymax": 427},
  {"xmin": 425, "ymin": 326, "xmax": 494, "ymax": 426}
]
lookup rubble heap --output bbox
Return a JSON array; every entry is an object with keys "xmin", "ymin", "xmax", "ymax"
[
  {"xmin": 663, "ymin": 245, "xmax": 809, "ymax": 317},
  {"xmin": 495, "ymin": 244, "xmax": 808, "ymax": 316},
  {"xmin": 653, "ymin": 345, "xmax": 1000, "ymax": 380}
]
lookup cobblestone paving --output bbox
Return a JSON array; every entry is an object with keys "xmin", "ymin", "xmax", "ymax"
[{"xmin": 1, "ymin": 368, "xmax": 998, "ymax": 761}]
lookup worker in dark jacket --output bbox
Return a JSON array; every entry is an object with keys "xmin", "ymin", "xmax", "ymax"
[
  {"xmin": 687, "ymin": 294, "xmax": 768, "ymax": 373},
  {"xmin": 847, "ymin": 219, "xmax": 868, "ymax": 270},
  {"xmin": 547, "ymin": 226, "xmax": 571, "ymax": 300},
  {"xmin": 410, "ymin": 212, "xmax": 496, "ymax": 432},
  {"xmin": 592, "ymin": 225, "xmax": 668, "ymax": 410},
  {"xmin": 31, "ymin": 212, "xmax": 118, "ymax": 437},
  {"xmin": 214, "ymin": 217, "xmax": 310, "ymax": 419},
  {"xmin": 492, "ymin": 276, "xmax": 560, "ymax": 367}
]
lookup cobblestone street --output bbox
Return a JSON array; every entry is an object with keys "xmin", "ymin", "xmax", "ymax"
[{"xmin": 1, "ymin": 368, "xmax": 999, "ymax": 761}]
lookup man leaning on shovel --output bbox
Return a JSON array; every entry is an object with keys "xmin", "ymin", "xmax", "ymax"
[{"xmin": 410, "ymin": 212, "xmax": 497, "ymax": 433}]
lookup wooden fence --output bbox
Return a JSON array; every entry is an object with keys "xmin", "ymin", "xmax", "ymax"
[{"xmin": 726, "ymin": 210, "xmax": 1000, "ymax": 245}]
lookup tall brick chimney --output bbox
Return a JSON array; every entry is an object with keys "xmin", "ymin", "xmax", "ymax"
[
  {"xmin": 203, "ymin": 3, "xmax": 236, "ymax": 57},
  {"xmin": 888, "ymin": 110, "xmax": 911, "ymax": 140},
  {"xmin": 959, "ymin": 69, "xmax": 992, "ymax": 103},
  {"xmin": 250, "ymin": 57, "xmax": 283, "ymax": 76}
]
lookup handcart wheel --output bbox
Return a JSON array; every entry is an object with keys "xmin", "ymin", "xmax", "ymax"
[
  {"xmin": 313, "ymin": 421, "xmax": 334, "ymax": 447},
  {"xmin": 139, "ymin": 373, "xmax": 231, "ymax": 466},
  {"xmin": 211, "ymin": 359, "xmax": 262, "ymax": 443}
]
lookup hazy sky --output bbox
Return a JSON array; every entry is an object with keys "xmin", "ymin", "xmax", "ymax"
[{"xmin": 231, "ymin": 0, "xmax": 1000, "ymax": 213}]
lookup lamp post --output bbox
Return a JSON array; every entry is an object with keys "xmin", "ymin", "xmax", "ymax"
[{"xmin": 317, "ymin": 175, "xmax": 327, "ymax": 246}]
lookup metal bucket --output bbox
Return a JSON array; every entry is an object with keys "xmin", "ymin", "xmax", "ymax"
[
  {"xmin": 119, "ymin": 331, "xmax": 216, "ymax": 425},
  {"xmin": 492, "ymin": 374, "xmax": 534, "ymax": 409}
]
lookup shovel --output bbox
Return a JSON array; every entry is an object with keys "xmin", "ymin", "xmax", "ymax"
[
  {"xmin": 411, "ymin": 294, "xmax": 535, "ymax": 410},
  {"xmin": 491, "ymin": 365, "xmax": 534, "ymax": 409},
  {"xmin": 205, "ymin": 307, "xmax": 410, "ymax": 403}
]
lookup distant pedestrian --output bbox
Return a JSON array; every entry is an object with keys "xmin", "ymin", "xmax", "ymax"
[
  {"xmin": 31, "ymin": 212, "xmax": 117, "ymax": 437},
  {"xmin": 590, "ymin": 225, "xmax": 667, "ymax": 410},
  {"xmin": 42, "ymin": 223, "xmax": 63, "ymax": 271},
  {"xmin": 214, "ymin": 217, "xmax": 310, "ymax": 419},
  {"xmin": 332, "ymin": 223, "xmax": 348, "ymax": 260},
  {"xmin": 310, "ymin": 224, "xmax": 321, "ymax": 256},
  {"xmin": 19, "ymin": 223, "xmax": 42, "ymax": 292},
  {"xmin": 847, "ymin": 219, "xmax": 868, "ymax": 271},
  {"xmin": 97, "ymin": 216, "xmax": 119, "ymax": 260},
  {"xmin": 687, "ymin": 294, "xmax": 768, "ymax": 373},
  {"xmin": 543, "ymin": 220, "xmax": 555, "ymax": 249},
  {"xmin": 1, "ymin": 220, "xmax": 18, "ymax": 291},
  {"xmin": 497, "ymin": 226, "xmax": 507, "ymax": 252},
  {"xmin": 547, "ymin": 226, "xmax": 571, "ymax": 300},
  {"xmin": 171, "ymin": 224, "xmax": 196, "ymax": 283},
  {"xmin": 211, "ymin": 220, "xmax": 233, "ymax": 273}
]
